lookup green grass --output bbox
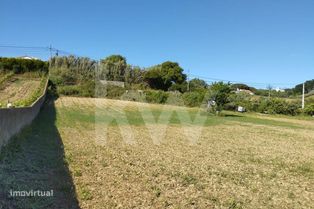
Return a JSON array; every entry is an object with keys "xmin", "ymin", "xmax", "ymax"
[
  {"xmin": 57, "ymin": 106, "xmax": 303, "ymax": 129},
  {"xmin": 221, "ymin": 113, "xmax": 302, "ymax": 129}
]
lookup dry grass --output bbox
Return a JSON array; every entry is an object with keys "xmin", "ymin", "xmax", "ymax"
[
  {"xmin": 1, "ymin": 96, "xmax": 313, "ymax": 208},
  {"xmin": 0, "ymin": 75, "xmax": 41, "ymax": 107},
  {"xmin": 53, "ymin": 97, "xmax": 314, "ymax": 209}
]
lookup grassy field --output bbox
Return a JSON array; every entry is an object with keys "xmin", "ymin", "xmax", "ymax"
[
  {"xmin": 1, "ymin": 97, "xmax": 314, "ymax": 208},
  {"xmin": 0, "ymin": 73, "xmax": 43, "ymax": 107}
]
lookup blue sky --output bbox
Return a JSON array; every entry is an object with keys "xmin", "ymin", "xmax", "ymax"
[{"xmin": 1, "ymin": 0, "xmax": 313, "ymax": 88}]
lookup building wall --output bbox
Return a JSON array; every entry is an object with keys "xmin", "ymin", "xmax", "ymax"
[{"xmin": 100, "ymin": 80, "xmax": 125, "ymax": 88}]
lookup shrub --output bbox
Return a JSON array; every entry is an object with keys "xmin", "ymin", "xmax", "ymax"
[
  {"xmin": 50, "ymin": 67, "xmax": 78, "ymax": 86},
  {"xmin": 168, "ymin": 82, "xmax": 187, "ymax": 93},
  {"xmin": 257, "ymin": 98, "xmax": 300, "ymax": 115},
  {"xmin": 182, "ymin": 91, "xmax": 205, "ymax": 107},
  {"xmin": 57, "ymin": 85, "xmax": 81, "ymax": 96},
  {"xmin": 104, "ymin": 85, "xmax": 125, "ymax": 99},
  {"xmin": 227, "ymin": 93, "xmax": 302, "ymax": 115},
  {"xmin": 145, "ymin": 90, "xmax": 169, "ymax": 104},
  {"xmin": 120, "ymin": 90, "xmax": 146, "ymax": 102},
  {"xmin": 304, "ymin": 104, "xmax": 314, "ymax": 116},
  {"xmin": 224, "ymin": 102, "xmax": 237, "ymax": 111},
  {"xmin": 227, "ymin": 93, "xmax": 253, "ymax": 111},
  {"xmin": 166, "ymin": 91, "xmax": 184, "ymax": 106},
  {"xmin": 79, "ymin": 82, "xmax": 95, "ymax": 97}
]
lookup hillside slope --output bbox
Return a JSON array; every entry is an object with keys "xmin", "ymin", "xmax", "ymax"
[{"xmin": 0, "ymin": 73, "xmax": 46, "ymax": 108}]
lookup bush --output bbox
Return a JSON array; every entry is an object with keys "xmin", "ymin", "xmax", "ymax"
[
  {"xmin": 145, "ymin": 90, "xmax": 169, "ymax": 104},
  {"xmin": 57, "ymin": 85, "xmax": 81, "ymax": 96},
  {"xmin": 168, "ymin": 82, "xmax": 187, "ymax": 93},
  {"xmin": 304, "ymin": 104, "xmax": 314, "ymax": 116},
  {"xmin": 227, "ymin": 93, "xmax": 253, "ymax": 111},
  {"xmin": 227, "ymin": 93, "xmax": 302, "ymax": 115},
  {"xmin": 257, "ymin": 98, "xmax": 300, "ymax": 115},
  {"xmin": 166, "ymin": 91, "xmax": 184, "ymax": 106},
  {"xmin": 50, "ymin": 67, "xmax": 78, "ymax": 86},
  {"xmin": 120, "ymin": 90, "xmax": 146, "ymax": 102},
  {"xmin": 182, "ymin": 91, "xmax": 205, "ymax": 107},
  {"xmin": 224, "ymin": 102, "xmax": 237, "ymax": 111},
  {"xmin": 80, "ymin": 81, "xmax": 95, "ymax": 97},
  {"xmin": 94, "ymin": 83, "xmax": 126, "ymax": 99}
]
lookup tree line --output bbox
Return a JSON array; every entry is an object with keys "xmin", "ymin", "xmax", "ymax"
[
  {"xmin": 0, "ymin": 57, "xmax": 48, "ymax": 74},
  {"xmin": 1, "ymin": 55, "xmax": 313, "ymax": 116},
  {"xmin": 47, "ymin": 55, "xmax": 314, "ymax": 116}
]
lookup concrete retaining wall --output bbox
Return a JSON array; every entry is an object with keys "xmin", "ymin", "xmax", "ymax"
[{"xmin": 0, "ymin": 80, "xmax": 48, "ymax": 150}]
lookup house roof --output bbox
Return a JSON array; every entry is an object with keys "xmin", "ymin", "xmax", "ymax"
[{"xmin": 18, "ymin": 56, "xmax": 39, "ymax": 60}]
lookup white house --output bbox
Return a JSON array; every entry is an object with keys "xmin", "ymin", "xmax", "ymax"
[
  {"xmin": 275, "ymin": 87, "xmax": 285, "ymax": 93},
  {"xmin": 18, "ymin": 56, "xmax": 39, "ymax": 60},
  {"xmin": 235, "ymin": 88, "xmax": 254, "ymax": 95}
]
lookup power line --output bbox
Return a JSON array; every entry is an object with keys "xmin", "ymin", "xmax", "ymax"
[
  {"xmin": 0, "ymin": 45, "xmax": 49, "ymax": 50},
  {"xmin": 0, "ymin": 44, "xmax": 78, "ymax": 57},
  {"xmin": 188, "ymin": 73, "xmax": 300, "ymax": 87}
]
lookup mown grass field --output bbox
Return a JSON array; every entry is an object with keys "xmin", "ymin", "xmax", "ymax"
[{"xmin": 1, "ymin": 96, "xmax": 314, "ymax": 209}]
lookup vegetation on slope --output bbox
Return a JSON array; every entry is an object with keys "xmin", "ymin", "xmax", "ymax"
[
  {"xmin": 0, "ymin": 58, "xmax": 49, "ymax": 108},
  {"xmin": 13, "ymin": 75, "xmax": 48, "ymax": 107}
]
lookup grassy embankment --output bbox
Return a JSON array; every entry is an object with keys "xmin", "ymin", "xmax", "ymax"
[{"xmin": 0, "ymin": 72, "xmax": 47, "ymax": 108}]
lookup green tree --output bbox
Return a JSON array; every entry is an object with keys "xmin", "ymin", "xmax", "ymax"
[
  {"xmin": 0, "ymin": 57, "xmax": 48, "ymax": 73},
  {"xmin": 50, "ymin": 56, "xmax": 96, "ymax": 85},
  {"xmin": 124, "ymin": 65, "xmax": 146, "ymax": 85},
  {"xmin": 209, "ymin": 82, "xmax": 232, "ymax": 112},
  {"xmin": 100, "ymin": 55, "xmax": 127, "ymax": 81},
  {"xmin": 144, "ymin": 61, "xmax": 187, "ymax": 91},
  {"xmin": 294, "ymin": 79, "xmax": 314, "ymax": 94},
  {"xmin": 304, "ymin": 103, "xmax": 314, "ymax": 116},
  {"xmin": 189, "ymin": 78, "xmax": 208, "ymax": 91}
]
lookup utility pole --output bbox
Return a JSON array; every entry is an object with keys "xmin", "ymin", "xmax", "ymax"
[
  {"xmin": 302, "ymin": 82, "xmax": 305, "ymax": 109},
  {"xmin": 48, "ymin": 45, "xmax": 53, "ymax": 77},
  {"xmin": 267, "ymin": 84, "xmax": 272, "ymax": 98},
  {"xmin": 49, "ymin": 45, "xmax": 53, "ymax": 59},
  {"xmin": 187, "ymin": 69, "xmax": 190, "ymax": 92}
]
